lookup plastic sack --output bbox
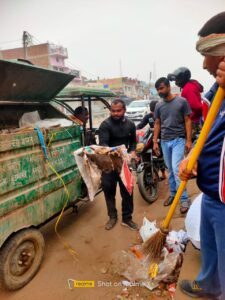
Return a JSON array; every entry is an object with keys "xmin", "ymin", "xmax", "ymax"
[
  {"xmin": 19, "ymin": 111, "xmax": 41, "ymax": 127},
  {"xmin": 35, "ymin": 118, "xmax": 73, "ymax": 128},
  {"xmin": 74, "ymin": 145, "xmax": 134, "ymax": 200},
  {"xmin": 74, "ymin": 147, "xmax": 101, "ymax": 201},
  {"xmin": 120, "ymin": 160, "xmax": 134, "ymax": 195},
  {"xmin": 111, "ymin": 248, "xmax": 180, "ymax": 291},
  {"xmin": 185, "ymin": 193, "xmax": 202, "ymax": 250},
  {"xmin": 153, "ymin": 251, "xmax": 180, "ymax": 283},
  {"xmin": 139, "ymin": 217, "xmax": 159, "ymax": 242},
  {"xmin": 166, "ymin": 230, "xmax": 189, "ymax": 253},
  {"xmin": 111, "ymin": 250, "xmax": 149, "ymax": 282}
]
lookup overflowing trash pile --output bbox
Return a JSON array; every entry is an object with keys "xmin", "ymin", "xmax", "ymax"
[{"xmin": 111, "ymin": 217, "xmax": 189, "ymax": 299}]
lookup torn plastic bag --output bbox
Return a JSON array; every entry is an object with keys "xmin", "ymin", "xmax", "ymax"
[
  {"xmin": 139, "ymin": 217, "xmax": 159, "ymax": 242},
  {"xmin": 166, "ymin": 230, "xmax": 189, "ymax": 253},
  {"xmin": 19, "ymin": 110, "xmax": 41, "ymax": 127},
  {"xmin": 74, "ymin": 147, "xmax": 101, "ymax": 201},
  {"xmin": 111, "ymin": 248, "xmax": 180, "ymax": 291},
  {"xmin": 74, "ymin": 145, "xmax": 134, "ymax": 200}
]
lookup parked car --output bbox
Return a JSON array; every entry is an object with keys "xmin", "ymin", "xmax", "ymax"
[
  {"xmin": 125, "ymin": 99, "xmax": 150, "ymax": 120},
  {"xmin": 116, "ymin": 95, "xmax": 134, "ymax": 106}
]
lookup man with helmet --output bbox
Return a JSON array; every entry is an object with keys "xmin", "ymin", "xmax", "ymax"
[{"xmin": 168, "ymin": 67, "xmax": 203, "ymax": 140}]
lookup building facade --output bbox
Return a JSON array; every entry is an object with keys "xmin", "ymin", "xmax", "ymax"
[
  {"xmin": 87, "ymin": 77, "xmax": 150, "ymax": 99},
  {"xmin": 0, "ymin": 43, "xmax": 80, "ymax": 76}
]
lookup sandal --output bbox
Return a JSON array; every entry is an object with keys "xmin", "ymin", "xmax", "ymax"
[
  {"xmin": 163, "ymin": 196, "xmax": 174, "ymax": 206},
  {"xmin": 180, "ymin": 200, "xmax": 191, "ymax": 214}
]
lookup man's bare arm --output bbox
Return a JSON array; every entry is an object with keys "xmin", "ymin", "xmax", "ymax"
[{"xmin": 153, "ymin": 118, "xmax": 161, "ymax": 155}]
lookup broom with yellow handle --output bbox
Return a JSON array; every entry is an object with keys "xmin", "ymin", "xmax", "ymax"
[{"xmin": 143, "ymin": 86, "xmax": 225, "ymax": 260}]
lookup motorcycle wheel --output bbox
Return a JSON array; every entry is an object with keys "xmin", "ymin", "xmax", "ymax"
[{"xmin": 137, "ymin": 166, "xmax": 159, "ymax": 203}]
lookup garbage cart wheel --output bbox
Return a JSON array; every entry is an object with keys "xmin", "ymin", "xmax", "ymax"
[{"xmin": 0, "ymin": 228, "xmax": 45, "ymax": 290}]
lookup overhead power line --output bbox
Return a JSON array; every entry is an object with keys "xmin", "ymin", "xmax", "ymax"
[{"xmin": 0, "ymin": 39, "xmax": 21, "ymax": 45}]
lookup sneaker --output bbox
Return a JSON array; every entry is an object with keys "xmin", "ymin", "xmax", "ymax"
[
  {"xmin": 121, "ymin": 220, "xmax": 138, "ymax": 230},
  {"xmin": 105, "ymin": 218, "xmax": 117, "ymax": 230},
  {"xmin": 180, "ymin": 280, "xmax": 221, "ymax": 299},
  {"xmin": 180, "ymin": 200, "xmax": 191, "ymax": 214}
]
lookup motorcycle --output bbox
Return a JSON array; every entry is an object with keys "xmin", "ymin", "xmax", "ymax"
[{"xmin": 135, "ymin": 128, "xmax": 165, "ymax": 204}]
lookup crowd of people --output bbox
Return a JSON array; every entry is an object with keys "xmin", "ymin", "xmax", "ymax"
[{"xmin": 72, "ymin": 11, "xmax": 225, "ymax": 300}]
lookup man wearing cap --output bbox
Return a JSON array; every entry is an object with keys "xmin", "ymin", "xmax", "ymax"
[{"xmin": 178, "ymin": 12, "xmax": 225, "ymax": 300}]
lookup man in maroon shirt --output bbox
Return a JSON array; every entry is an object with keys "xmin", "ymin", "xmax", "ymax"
[{"xmin": 168, "ymin": 67, "xmax": 203, "ymax": 140}]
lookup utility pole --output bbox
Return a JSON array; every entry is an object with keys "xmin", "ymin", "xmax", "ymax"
[
  {"xmin": 119, "ymin": 59, "xmax": 123, "ymax": 78},
  {"xmin": 153, "ymin": 61, "xmax": 157, "ymax": 82},
  {"xmin": 22, "ymin": 31, "xmax": 32, "ymax": 60},
  {"xmin": 119, "ymin": 59, "xmax": 124, "ymax": 96}
]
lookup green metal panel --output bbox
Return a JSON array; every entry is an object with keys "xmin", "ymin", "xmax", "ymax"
[
  {"xmin": 0, "ymin": 126, "xmax": 80, "ymax": 153},
  {"xmin": 0, "ymin": 179, "xmax": 82, "ymax": 247},
  {"xmin": 0, "ymin": 124, "xmax": 83, "ymax": 247},
  {"xmin": 57, "ymin": 86, "xmax": 116, "ymax": 98},
  {"xmin": 0, "ymin": 59, "xmax": 75, "ymax": 102},
  {"xmin": 0, "ymin": 141, "xmax": 81, "ymax": 194}
]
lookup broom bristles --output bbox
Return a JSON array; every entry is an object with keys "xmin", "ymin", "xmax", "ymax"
[{"xmin": 142, "ymin": 227, "xmax": 169, "ymax": 260}]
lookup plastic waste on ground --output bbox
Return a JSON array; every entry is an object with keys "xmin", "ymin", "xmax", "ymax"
[
  {"xmin": 166, "ymin": 230, "xmax": 189, "ymax": 253},
  {"xmin": 111, "ymin": 217, "xmax": 188, "ymax": 291},
  {"xmin": 111, "ymin": 247, "xmax": 180, "ymax": 291}
]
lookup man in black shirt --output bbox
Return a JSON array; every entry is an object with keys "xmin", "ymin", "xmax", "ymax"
[
  {"xmin": 99, "ymin": 99, "xmax": 138, "ymax": 230},
  {"xmin": 136, "ymin": 100, "xmax": 158, "ymax": 130},
  {"xmin": 136, "ymin": 100, "xmax": 166, "ymax": 180}
]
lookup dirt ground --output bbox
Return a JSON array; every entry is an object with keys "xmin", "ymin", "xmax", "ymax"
[{"xmin": 0, "ymin": 178, "xmax": 199, "ymax": 300}]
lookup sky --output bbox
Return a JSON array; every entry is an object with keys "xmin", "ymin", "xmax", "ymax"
[{"xmin": 1, "ymin": 0, "xmax": 225, "ymax": 91}]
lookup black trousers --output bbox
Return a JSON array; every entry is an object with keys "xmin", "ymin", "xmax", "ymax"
[{"xmin": 101, "ymin": 171, "xmax": 133, "ymax": 221}]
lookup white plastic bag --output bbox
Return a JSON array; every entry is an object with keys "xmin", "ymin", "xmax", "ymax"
[
  {"xmin": 19, "ymin": 111, "xmax": 41, "ymax": 127},
  {"xmin": 35, "ymin": 118, "xmax": 73, "ymax": 128},
  {"xmin": 166, "ymin": 230, "xmax": 188, "ymax": 253},
  {"xmin": 139, "ymin": 217, "xmax": 159, "ymax": 242},
  {"xmin": 74, "ymin": 147, "xmax": 101, "ymax": 201},
  {"xmin": 185, "ymin": 193, "xmax": 202, "ymax": 249}
]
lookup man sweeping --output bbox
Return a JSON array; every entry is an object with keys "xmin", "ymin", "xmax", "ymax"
[{"xmin": 179, "ymin": 12, "xmax": 225, "ymax": 300}]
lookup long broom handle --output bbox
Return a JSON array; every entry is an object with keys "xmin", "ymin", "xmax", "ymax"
[{"xmin": 162, "ymin": 86, "xmax": 225, "ymax": 229}]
